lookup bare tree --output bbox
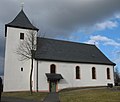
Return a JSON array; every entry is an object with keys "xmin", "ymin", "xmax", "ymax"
[
  {"xmin": 114, "ymin": 67, "xmax": 120, "ymax": 86},
  {"xmin": 16, "ymin": 30, "xmax": 37, "ymax": 94}
]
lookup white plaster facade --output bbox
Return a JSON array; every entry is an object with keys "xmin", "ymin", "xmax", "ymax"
[
  {"xmin": 4, "ymin": 27, "xmax": 37, "ymax": 92},
  {"xmin": 32, "ymin": 61, "xmax": 114, "ymax": 92}
]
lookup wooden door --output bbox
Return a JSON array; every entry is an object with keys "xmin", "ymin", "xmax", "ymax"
[{"xmin": 50, "ymin": 81, "xmax": 56, "ymax": 92}]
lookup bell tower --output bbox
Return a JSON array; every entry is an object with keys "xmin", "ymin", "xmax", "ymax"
[{"xmin": 4, "ymin": 9, "xmax": 39, "ymax": 92}]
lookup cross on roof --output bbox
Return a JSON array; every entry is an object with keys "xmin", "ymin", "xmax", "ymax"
[{"xmin": 21, "ymin": 1, "xmax": 24, "ymax": 10}]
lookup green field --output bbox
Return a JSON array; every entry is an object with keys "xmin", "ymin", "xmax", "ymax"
[
  {"xmin": 59, "ymin": 87, "xmax": 120, "ymax": 102},
  {"xmin": 2, "ymin": 87, "xmax": 120, "ymax": 102},
  {"xmin": 2, "ymin": 91, "xmax": 48, "ymax": 101}
]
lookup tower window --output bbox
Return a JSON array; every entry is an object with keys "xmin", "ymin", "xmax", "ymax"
[
  {"xmin": 76, "ymin": 66, "xmax": 80, "ymax": 79},
  {"xmin": 92, "ymin": 67, "xmax": 96, "ymax": 79},
  {"xmin": 20, "ymin": 33, "xmax": 24, "ymax": 40},
  {"xmin": 21, "ymin": 67, "xmax": 23, "ymax": 71}
]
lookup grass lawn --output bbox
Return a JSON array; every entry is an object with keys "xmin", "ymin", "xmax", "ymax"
[
  {"xmin": 2, "ymin": 87, "xmax": 120, "ymax": 102},
  {"xmin": 2, "ymin": 91, "xmax": 48, "ymax": 101},
  {"xmin": 59, "ymin": 87, "xmax": 120, "ymax": 102}
]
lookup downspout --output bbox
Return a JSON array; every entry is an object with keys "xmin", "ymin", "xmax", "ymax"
[
  {"xmin": 113, "ymin": 65, "xmax": 115, "ymax": 86},
  {"xmin": 36, "ymin": 61, "xmax": 38, "ymax": 92}
]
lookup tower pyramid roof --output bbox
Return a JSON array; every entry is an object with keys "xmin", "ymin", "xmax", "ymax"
[{"xmin": 5, "ymin": 9, "xmax": 39, "ymax": 31}]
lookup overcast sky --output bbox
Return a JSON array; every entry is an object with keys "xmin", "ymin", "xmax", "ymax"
[{"xmin": 0, "ymin": 0, "xmax": 120, "ymax": 75}]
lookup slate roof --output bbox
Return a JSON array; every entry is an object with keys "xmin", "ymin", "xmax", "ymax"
[
  {"xmin": 35, "ymin": 37, "xmax": 115, "ymax": 66},
  {"xmin": 5, "ymin": 9, "xmax": 39, "ymax": 36}
]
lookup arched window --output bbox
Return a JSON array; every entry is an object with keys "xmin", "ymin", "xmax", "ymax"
[
  {"xmin": 92, "ymin": 67, "xmax": 96, "ymax": 79},
  {"xmin": 107, "ymin": 68, "xmax": 110, "ymax": 79},
  {"xmin": 50, "ymin": 64, "xmax": 56, "ymax": 73},
  {"xmin": 76, "ymin": 66, "xmax": 80, "ymax": 79}
]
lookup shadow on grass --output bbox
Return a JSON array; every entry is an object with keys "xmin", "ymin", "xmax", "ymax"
[{"xmin": 2, "ymin": 91, "xmax": 48, "ymax": 102}]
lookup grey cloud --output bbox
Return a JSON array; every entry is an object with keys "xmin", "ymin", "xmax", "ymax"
[
  {"xmin": 23, "ymin": 0, "xmax": 120, "ymax": 37},
  {"xmin": 0, "ymin": 0, "xmax": 19, "ymax": 23},
  {"xmin": 0, "ymin": 34, "xmax": 5, "ymax": 75},
  {"xmin": 0, "ymin": 0, "xmax": 120, "ymax": 74},
  {"xmin": 0, "ymin": 0, "xmax": 120, "ymax": 37},
  {"xmin": 0, "ymin": 56, "xmax": 4, "ymax": 75}
]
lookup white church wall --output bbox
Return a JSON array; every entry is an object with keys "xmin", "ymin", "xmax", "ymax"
[
  {"xmin": 36, "ymin": 61, "xmax": 50, "ymax": 92},
  {"xmin": 4, "ymin": 27, "xmax": 37, "ymax": 92},
  {"xmin": 36, "ymin": 60, "xmax": 114, "ymax": 92},
  {"xmin": 57, "ymin": 63, "xmax": 114, "ymax": 90}
]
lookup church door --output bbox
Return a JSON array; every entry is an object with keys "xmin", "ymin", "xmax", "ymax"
[{"xmin": 50, "ymin": 81, "xmax": 56, "ymax": 92}]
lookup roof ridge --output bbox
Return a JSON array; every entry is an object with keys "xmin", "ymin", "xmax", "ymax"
[{"xmin": 38, "ymin": 37, "xmax": 95, "ymax": 46}]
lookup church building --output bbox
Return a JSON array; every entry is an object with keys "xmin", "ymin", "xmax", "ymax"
[{"xmin": 3, "ymin": 9, "xmax": 115, "ymax": 92}]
